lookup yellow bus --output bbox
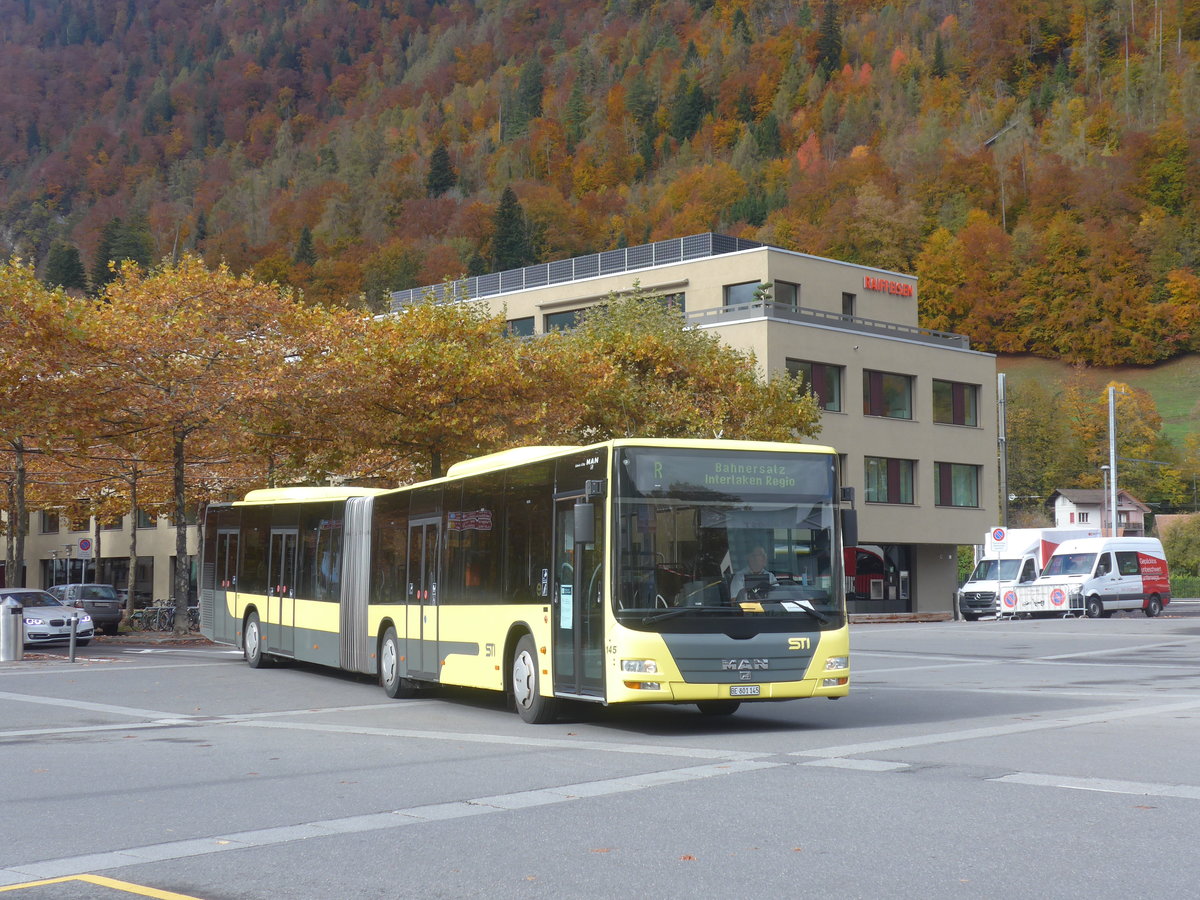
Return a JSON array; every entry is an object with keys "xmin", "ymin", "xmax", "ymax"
[{"xmin": 200, "ymin": 438, "xmax": 854, "ymax": 723}]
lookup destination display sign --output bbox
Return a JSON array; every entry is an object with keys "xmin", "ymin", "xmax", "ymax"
[{"xmin": 624, "ymin": 450, "xmax": 831, "ymax": 498}]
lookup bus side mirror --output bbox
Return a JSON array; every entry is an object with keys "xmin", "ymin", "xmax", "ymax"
[
  {"xmin": 841, "ymin": 509, "xmax": 858, "ymax": 549},
  {"xmin": 574, "ymin": 502, "xmax": 595, "ymax": 545}
]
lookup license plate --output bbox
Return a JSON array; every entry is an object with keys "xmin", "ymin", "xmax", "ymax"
[{"xmin": 729, "ymin": 684, "xmax": 761, "ymax": 697}]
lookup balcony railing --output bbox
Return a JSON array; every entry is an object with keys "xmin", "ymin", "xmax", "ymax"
[
  {"xmin": 389, "ymin": 233, "xmax": 762, "ymax": 311},
  {"xmin": 685, "ymin": 302, "xmax": 970, "ymax": 350}
]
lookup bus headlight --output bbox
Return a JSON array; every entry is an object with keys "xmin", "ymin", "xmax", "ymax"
[
  {"xmin": 824, "ymin": 656, "xmax": 848, "ymax": 671},
  {"xmin": 621, "ymin": 659, "xmax": 658, "ymax": 674}
]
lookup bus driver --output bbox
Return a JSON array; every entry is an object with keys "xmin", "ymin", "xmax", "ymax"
[{"xmin": 730, "ymin": 546, "xmax": 778, "ymax": 599}]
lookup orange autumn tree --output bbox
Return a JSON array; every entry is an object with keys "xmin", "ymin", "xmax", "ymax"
[
  {"xmin": 0, "ymin": 260, "xmax": 88, "ymax": 584},
  {"xmin": 79, "ymin": 256, "xmax": 317, "ymax": 633}
]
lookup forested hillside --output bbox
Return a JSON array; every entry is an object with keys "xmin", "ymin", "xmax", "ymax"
[{"xmin": 2, "ymin": 0, "xmax": 1199, "ymax": 365}]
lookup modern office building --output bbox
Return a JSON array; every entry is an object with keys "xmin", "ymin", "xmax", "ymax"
[{"xmin": 392, "ymin": 233, "xmax": 999, "ymax": 616}]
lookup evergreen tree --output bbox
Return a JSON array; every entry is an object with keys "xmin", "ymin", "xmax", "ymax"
[
  {"xmin": 731, "ymin": 9, "xmax": 751, "ymax": 43},
  {"xmin": 816, "ymin": 0, "xmax": 842, "ymax": 75},
  {"xmin": 91, "ymin": 217, "xmax": 124, "ymax": 290},
  {"xmin": 44, "ymin": 240, "xmax": 87, "ymax": 291},
  {"xmin": 425, "ymin": 144, "xmax": 457, "ymax": 197},
  {"xmin": 564, "ymin": 80, "xmax": 590, "ymax": 152},
  {"xmin": 504, "ymin": 58, "xmax": 544, "ymax": 139},
  {"xmin": 90, "ymin": 217, "xmax": 153, "ymax": 292},
  {"xmin": 193, "ymin": 210, "xmax": 208, "ymax": 247},
  {"xmin": 752, "ymin": 112, "xmax": 782, "ymax": 157},
  {"xmin": 293, "ymin": 226, "xmax": 317, "ymax": 266},
  {"xmin": 492, "ymin": 187, "xmax": 535, "ymax": 271},
  {"xmin": 931, "ymin": 32, "xmax": 946, "ymax": 78},
  {"xmin": 668, "ymin": 76, "xmax": 708, "ymax": 142}
]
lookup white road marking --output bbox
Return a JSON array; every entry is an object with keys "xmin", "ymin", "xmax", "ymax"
[
  {"xmin": 0, "ymin": 759, "xmax": 781, "ymax": 885},
  {"xmin": 233, "ymin": 718, "xmax": 772, "ymax": 761},
  {"xmin": 790, "ymin": 697, "xmax": 1200, "ymax": 759},
  {"xmin": 992, "ymin": 772, "xmax": 1200, "ymax": 801}
]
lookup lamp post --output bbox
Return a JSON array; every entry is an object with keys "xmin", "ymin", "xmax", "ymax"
[
  {"xmin": 1108, "ymin": 386, "xmax": 1121, "ymax": 538},
  {"xmin": 1101, "ymin": 465, "xmax": 1110, "ymax": 536}
]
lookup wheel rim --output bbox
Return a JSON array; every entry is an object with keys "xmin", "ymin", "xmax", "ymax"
[
  {"xmin": 246, "ymin": 618, "xmax": 260, "ymax": 658},
  {"xmin": 381, "ymin": 637, "xmax": 398, "ymax": 686},
  {"xmin": 513, "ymin": 649, "xmax": 536, "ymax": 710}
]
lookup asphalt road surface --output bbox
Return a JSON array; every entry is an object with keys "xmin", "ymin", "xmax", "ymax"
[{"xmin": 3, "ymin": 604, "xmax": 1199, "ymax": 899}]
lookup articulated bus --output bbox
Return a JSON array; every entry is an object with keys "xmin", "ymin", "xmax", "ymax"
[{"xmin": 200, "ymin": 438, "xmax": 854, "ymax": 723}]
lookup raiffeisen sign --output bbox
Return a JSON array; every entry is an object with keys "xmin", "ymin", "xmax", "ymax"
[{"xmin": 863, "ymin": 275, "xmax": 914, "ymax": 296}]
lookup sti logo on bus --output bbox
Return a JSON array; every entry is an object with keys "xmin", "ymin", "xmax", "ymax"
[{"xmin": 787, "ymin": 637, "xmax": 811, "ymax": 650}]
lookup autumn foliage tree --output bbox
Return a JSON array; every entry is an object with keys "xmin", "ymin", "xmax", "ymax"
[{"xmin": 77, "ymin": 256, "xmax": 315, "ymax": 631}]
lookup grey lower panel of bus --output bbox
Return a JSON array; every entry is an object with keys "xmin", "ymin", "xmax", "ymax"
[
  {"xmin": 340, "ymin": 496, "xmax": 374, "ymax": 675},
  {"xmin": 659, "ymin": 631, "xmax": 819, "ymax": 683}
]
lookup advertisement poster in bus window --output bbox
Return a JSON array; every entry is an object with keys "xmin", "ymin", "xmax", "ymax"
[{"xmin": 560, "ymin": 584, "xmax": 573, "ymax": 627}]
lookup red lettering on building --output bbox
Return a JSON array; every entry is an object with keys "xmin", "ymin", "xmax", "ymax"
[{"xmin": 863, "ymin": 275, "xmax": 914, "ymax": 297}]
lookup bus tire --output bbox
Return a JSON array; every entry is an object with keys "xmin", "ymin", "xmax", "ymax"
[
  {"xmin": 1085, "ymin": 597, "xmax": 1104, "ymax": 619},
  {"xmin": 697, "ymin": 700, "xmax": 741, "ymax": 716},
  {"xmin": 962, "ymin": 613, "xmax": 979, "ymax": 622},
  {"xmin": 512, "ymin": 634, "xmax": 557, "ymax": 724},
  {"xmin": 379, "ymin": 626, "xmax": 417, "ymax": 698},
  {"xmin": 1145, "ymin": 595, "xmax": 1163, "ymax": 617},
  {"xmin": 244, "ymin": 611, "xmax": 270, "ymax": 668}
]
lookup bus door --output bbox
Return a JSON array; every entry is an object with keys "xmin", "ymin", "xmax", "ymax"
[
  {"xmin": 552, "ymin": 497, "xmax": 604, "ymax": 698},
  {"xmin": 213, "ymin": 528, "xmax": 239, "ymax": 644},
  {"xmin": 407, "ymin": 518, "xmax": 440, "ymax": 677},
  {"xmin": 266, "ymin": 528, "xmax": 298, "ymax": 656}
]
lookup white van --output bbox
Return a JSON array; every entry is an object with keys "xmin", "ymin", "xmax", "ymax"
[
  {"xmin": 1014, "ymin": 537, "xmax": 1171, "ymax": 618},
  {"xmin": 958, "ymin": 527, "xmax": 1099, "ymax": 620}
]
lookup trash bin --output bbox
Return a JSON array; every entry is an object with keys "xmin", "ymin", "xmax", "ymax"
[{"xmin": 1, "ymin": 597, "xmax": 23, "ymax": 662}]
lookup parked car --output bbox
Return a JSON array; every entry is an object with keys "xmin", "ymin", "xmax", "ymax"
[
  {"xmin": 0, "ymin": 587, "xmax": 93, "ymax": 646},
  {"xmin": 47, "ymin": 583, "xmax": 124, "ymax": 635}
]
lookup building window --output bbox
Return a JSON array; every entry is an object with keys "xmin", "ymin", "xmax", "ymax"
[
  {"xmin": 1078, "ymin": 511, "xmax": 1089, "ymax": 523},
  {"xmin": 933, "ymin": 379, "xmax": 979, "ymax": 427},
  {"xmin": 787, "ymin": 359, "xmax": 843, "ymax": 412},
  {"xmin": 723, "ymin": 281, "xmax": 762, "ymax": 306},
  {"xmin": 935, "ymin": 462, "xmax": 980, "ymax": 507},
  {"xmin": 654, "ymin": 292, "xmax": 686, "ymax": 313},
  {"xmin": 102, "ymin": 517, "xmax": 124, "ymax": 531},
  {"xmin": 864, "ymin": 457, "xmax": 914, "ymax": 504},
  {"xmin": 544, "ymin": 309, "xmax": 582, "ymax": 331},
  {"xmin": 842, "ymin": 292, "xmax": 855, "ymax": 317},
  {"xmin": 40, "ymin": 511, "xmax": 61, "ymax": 533},
  {"xmin": 136, "ymin": 508, "xmax": 157, "ymax": 528},
  {"xmin": 507, "ymin": 317, "xmax": 534, "ymax": 337},
  {"xmin": 863, "ymin": 371, "xmax": 913, "ymax": 419},
  {"xmin": 774, "ymin": 281, "xmax": 799, "ymax": 307},
  {"xmin": 69, "ymin": 513, "xmax": 88, "ymax": 532}
]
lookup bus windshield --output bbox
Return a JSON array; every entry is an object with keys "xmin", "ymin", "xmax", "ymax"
[{"xmin": 614, "ymin": 447, "xmax": 844, "ymax": 633}]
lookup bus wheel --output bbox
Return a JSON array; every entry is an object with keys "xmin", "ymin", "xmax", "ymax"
[
  {"xmin": 244, "ymin": 611, "xmax": 270, "ymax": 668},
  {"xmin": 512, "ymin": 635, "xmax": 557, "ymax": 724},
  {"xmin": 1085, "ymin": 597, "xmax": 1104, "ymax": 619},
  {"xmin": 379, "ymin": 627, "xmax": 416, "ymax": 698},
  {"xmin": 1145, "ymin": 595, "xmax": 1163, "ymax": 617},
  {"xmin": 697, "ymin": 700, "xmax": 741, "ymax": 716}
]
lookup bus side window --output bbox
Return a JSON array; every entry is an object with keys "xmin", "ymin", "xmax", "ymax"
[{"xmin": 1019, "ymin": 559, "xmax": 1036, "ymax": 583}]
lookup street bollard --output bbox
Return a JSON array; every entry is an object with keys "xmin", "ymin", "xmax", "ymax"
[
  {"xmin": 1, "ymin": 597, "xmax": 23, "ymax": 662},
  {"xmin": 68, "ymin": 613, "xmax": 79, "ymax": 663}
]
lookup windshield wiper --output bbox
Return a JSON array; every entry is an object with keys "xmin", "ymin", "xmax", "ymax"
[{"xmin": 641, "ymin": 606, "xmax": 733, "ymax": 624}]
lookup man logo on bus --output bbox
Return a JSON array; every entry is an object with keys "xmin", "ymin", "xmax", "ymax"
[
  {"xmin": 1050, "ymin": 588, "xmax": 1066, "ymax": 606},
  {"xmin": 1002, "ymin": 590, "xmax": 1017, "ymax": 609}
]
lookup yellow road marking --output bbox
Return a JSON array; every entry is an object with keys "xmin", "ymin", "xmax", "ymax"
[{"xmin": 0, "ymin": 873, "xmax": 204, "ymax": 898}]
